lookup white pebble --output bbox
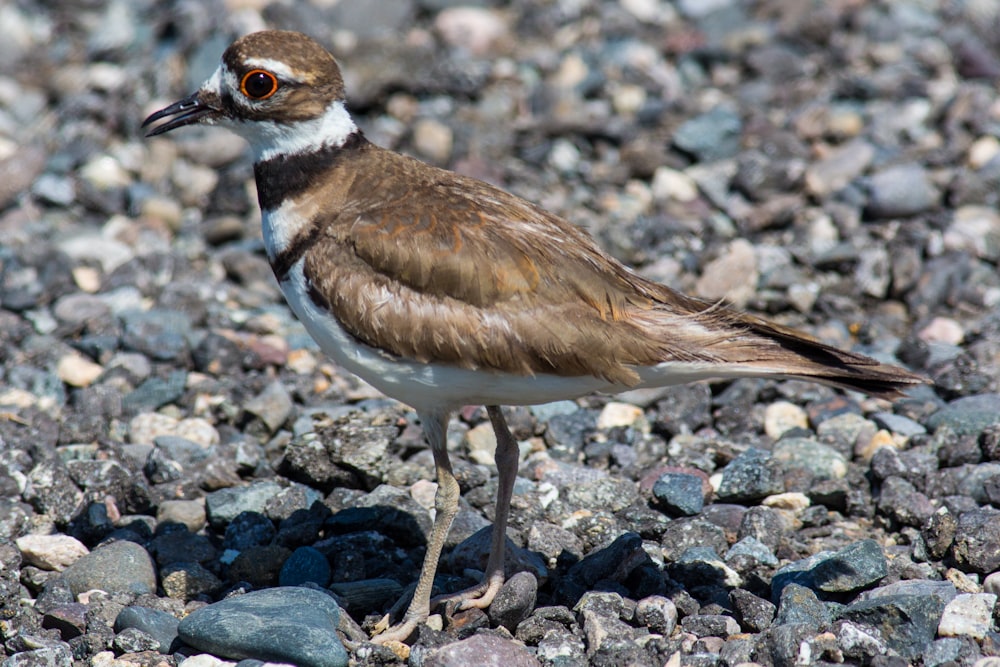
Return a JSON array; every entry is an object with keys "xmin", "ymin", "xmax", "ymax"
[
  {"xmin": 412, "ymin": 118, "xmax": 453, "ymax": 164},
  {"xmin": 597, "ymin": 402, "xmax": 646, "ymax": 430},
  {"xmin": 435, "ymin": 7, "xmax": 508, "ymax": 56},
  {"xmin": 764, "ymin": 401, "xmax": 809, "ymax": 439},
  {"xmin": 15, "ymin": 534, "xmax": 89, "ymax": 571},
  {"xmin": 651, "ymin": 167, "xmax": 698, "ymax": 202},
  {"xmin": 938, "ymin": 593, "xmax": 997, "ymax": 639},
  {"xmin": 465, "ymin": 421, "xmax": 498, "ymax": 466},
  {"xmin": 762, "ymin": 492, "xmax": 811, "ymax": 511},
  {"xmin": 918, "ymin": 316, "xmax": 965, "ymax": 346},
  {"xmin": 57, "ymin": 354, "xmax": 104, "ymax": 388},
  {"xmin": 968, "ymin": 135, "xmax": 1000, "ymax": 169}
]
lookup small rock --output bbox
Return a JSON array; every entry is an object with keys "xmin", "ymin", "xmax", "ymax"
[
  {"xmin": 596, "ymin": 402, "xmax": 645, "ymax": 430},
  {"xmin": 726, "ymin": 536, "xmax": 779, "ymax": 568},
  {"xmin": 673, "ymin": 105, "xmax": 743, "ymax": 162},
  {"xmin": 434, "ymin": 7, "xmax": 510, "ymax": 56},
  {"xmin": 651, "ymin": 166, "xmax": 699, "ymax": 202},
  {"xmin": 178, "ymin": 587, "xmax": 348, "ymax": 667},
  {"xmin": 772, "ymin": 539, "xmax": 887, "ymax": 600},
  {"xmin": 761, "ymin": 492, "xmax": 810, "ymax": 511},
  {"xmin": 488, "ymin": 571, "xmax": 538, "ymax": 632},
  {"xmin": 243, "ymin": 381, "xmax": 293, "ymax": 434},
  {"xmin": 730, "ymin": 588, "xmax": 776, "ymax": 632},
  {"xmin": 764, "ymin": 401, "xmax": 809, "ymax": 439},
  {"xmin": 943, "ymin": 205, "xmax": 1000, "ymax": 261},
  {"xmin": 42, "ymin": 603, "xmax": 88, "ymax": 639},
  {"xmin": 205, "ymin": 481, "xmax": 283, "ymax": 530},
  {"xmin": 15, "ymin": 535, "xmax": 89, "ymax": 571},
  {"xmin": 838, "ymin": 594, "xmax": 945, "ymax": 660},
  {"xmin": 423, "ymin": 632, "xmax": 540, "ymax": 667},
  {"xmin": 695, "ymin": 238, "xmax": 758, "ymax": 308},
  {"xmin": 279, "ymin": 546, "xmax": 331, "ymax": 588},
  {"xmin": 776, "ymin": 583, "xmax": 829, "ymax": 629},
  {"xmin": 772, "ymin": 437, "xmax": 848, "ymax": 480},
  {"xmin": 56, "ymin": 354, "xmax": 104, "ymax": 388},
  {"xmin": 952, "ymin": 507, "xmax": 1000, "ymax": 574},
  {"xmin": 680, "ymin": 613, "xmax": 741, "ymax": 638},
  {"xmin": 222, "ymin": 511, "xmax": 276, "ymax": 551},
  {"xmin": 938, "ymin": 593, "xmax": 997, "ymax": 639},
  {"xmin": 635, "ymin": 595, "xmax": 677, "ymax": 635},
  {"xmin": 870, "ymin": 412, "xmax": 926, "ymax": 438},
  {"xmin": 968, "ymin": 135, "xmax": 1000, "ymax": 168},
  {"xmin": 805, "ymin": 139, "xmax": 874, "ymax": 197},
  {"xmin": 864, "ymin": 163, "xmax": 939, "ymax": 218},
  {"xmin": 157, "ymin": 500, "xmax": 206, "ymax": 533},
  {"xmin": 465, "ymin": 421, "xmax": 497, "ymax": 466},
  {"xmin": 652, "ymin": 471, "xmax": 706, "ymax": 516},
  {"xmin": 927, "ymin": 394, "xmax": 1000, "ymax": 437},
  {"xmin": 112, "ymin": 627, "xmax": 162, "ymax": 654},
  {"xmin": 878, "ymin": 476, "xmax": 936, "ymax": 527},
  {"xmin": 715, "ymin": 447, "xmax": 784, "ymax": 502},
  {"xmin": 411, "ymin": 118, "xmax": 453, "ymax": 164},
  {"xmin": 114, "ymin": 606, "xmax": 180, "ymax": 653},
  {"xmin": 919, "ymin": 316, "xmax": 966, "ymax": 345},
  {"xmin": 161, "ymin": 562, "xmax": 222, "ymax": 600},
  {"xmin": 60, "ymin": 540, "xmax": 156, "ymax": 596}
]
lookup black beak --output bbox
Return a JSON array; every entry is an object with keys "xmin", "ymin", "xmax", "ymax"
[{"xmin": 142, "ymin": 91, "xmax": 220, "ymax": 136}]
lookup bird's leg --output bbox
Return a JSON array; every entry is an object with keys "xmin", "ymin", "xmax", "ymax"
[
  {"xmin": 372, "ymin": 411, "xmax": 459, "ymax": 645},
  {"xmin": 432, "ymin": 405, "xmax": 518, "ymax": 612}
]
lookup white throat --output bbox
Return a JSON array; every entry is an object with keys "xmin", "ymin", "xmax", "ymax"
[{"xmin": 242, "ymin": 101, "xmax": 357, "ymax": 163}]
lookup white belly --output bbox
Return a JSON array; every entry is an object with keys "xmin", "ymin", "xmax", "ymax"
[{"xmin": 279, "ymin": 260, "xmax": 742, "ymax": 413}]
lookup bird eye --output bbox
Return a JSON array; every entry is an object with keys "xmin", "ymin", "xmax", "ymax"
[{"xmin": 240, "ymin": 70, "xmax": 279, "ymax": 100}]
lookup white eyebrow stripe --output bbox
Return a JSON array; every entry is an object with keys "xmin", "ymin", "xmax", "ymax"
[{"xmin": 244, "ymin": 57, "xmax": 301, "ymax": 82}]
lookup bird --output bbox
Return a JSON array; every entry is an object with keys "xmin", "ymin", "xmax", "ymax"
[{"xmin": 143, "ymin": 30, "xmax": 926, "ymax": 644}]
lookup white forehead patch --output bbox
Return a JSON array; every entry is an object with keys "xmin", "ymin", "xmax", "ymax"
[
  {"xmin": 199, "ymin": 64, "xmax": 240, "ymax": 98},
  {"xmin": 201, "ymin": 66, "xmax": 223, "ymax": 95}
]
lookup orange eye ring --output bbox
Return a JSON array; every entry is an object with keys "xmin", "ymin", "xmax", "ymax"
[{"xmin": 240, "ymin": 69, "xmax": 279, "ymax": 100}]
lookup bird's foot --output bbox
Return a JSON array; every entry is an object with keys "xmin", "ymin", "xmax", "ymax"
[
  {"xmin": 432, "ymin": 569, "xmax": 506, "ymax": 612},
  {"xmin": 370, "ymin": 613, "xmax": 421, "ymax": 646}
]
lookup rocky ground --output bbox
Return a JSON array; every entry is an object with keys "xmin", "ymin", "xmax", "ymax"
[{"xmin": 2, "ymin": 0, "xmax": 1000, "ymax": 666}]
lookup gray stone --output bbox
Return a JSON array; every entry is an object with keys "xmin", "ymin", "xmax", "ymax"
[
  {"xmin": 927, "ymin": 394, "xmax": 1000, "ymax": 437},
  {"xmin": 838, "ymin": 594, "xmax": 945, "ymax": 660},
  {"xmin": 725, "ymin": 536, "xmax": 778, "ymax": 568},
  {"xmin": 635, "ymin": 595, "xmax": 677, "ymax": 635},
  {"xmin": 114, "ymin": 606, "xmax": 180, "ymax": 653},
  {"xmin": 673, "ymin": 106, "xmax": 743, "ymax": 162},
  {"xmin": 772, "ymin": 437, "xmax": 847, "ymax": 480},
  {"xmin": 243, "ymin": 381, "xmax": 294, "ymax": 433},
  {"xmin": 775, "ymin": 583, "xmax": 829, "ymax": 630},
  {"xmin": 488, "ymin": 571, "xmax": 537, "ymax": 632},
  {"xmin": 772, "ymin": 539, "xmax": 886, "ymax": 600},
  {"xmin": 177, "ymin": 587, "xmax": 348, "ymax": 667},
  {"xmin": 715, "ymin": 448, "xmax": 784, "ymax": 502},
  {"xmin": 865, "ymin": 163, "xmax": 939, "ymax": 218},
  {"xmin": 952, "ymin": 507, "xmax": 1000, "ymax": 574},
  {"xmin": 652, "ymin": 472, "xmax": 705, "ymax": 516},
  {"xmin": 423, "ymin": 633, "xmax": 540, "ymax": 667},
  {"xmin": 279, "ymin": 546, "xmax": 331, "ymax": 587},
  {"xmin": 205, "ymin": 481, "xmax": 283, "ymax": 530},
  {"xmin": 817, "ymin": 541, "xmax": 887, "ymax": 593},
  {"xmin": 730, "ymin": 588, "xmax": 775, "ymax": 632},
  {"xmin": 59, "ymin": 541, "xmax": 156, "ymax": 596}
]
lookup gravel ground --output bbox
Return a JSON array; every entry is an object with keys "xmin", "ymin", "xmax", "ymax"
[{"xmin": 2, "ymin": 1, "xmax": 1000, "ymax": 666}]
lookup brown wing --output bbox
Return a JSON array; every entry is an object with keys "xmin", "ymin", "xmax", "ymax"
[{"xmin": 303, "ymin": 145, "xmax": 925, "ymax": 396}]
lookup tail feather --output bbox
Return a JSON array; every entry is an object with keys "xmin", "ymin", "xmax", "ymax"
[{"xmin": 740, "ymin": 319, "xmax": 927, "ymax": 400}]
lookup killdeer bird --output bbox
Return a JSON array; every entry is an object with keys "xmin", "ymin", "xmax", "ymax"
[{"xmin": 144, "ymin": 30, "xmax": 926, "ymax": 644}]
